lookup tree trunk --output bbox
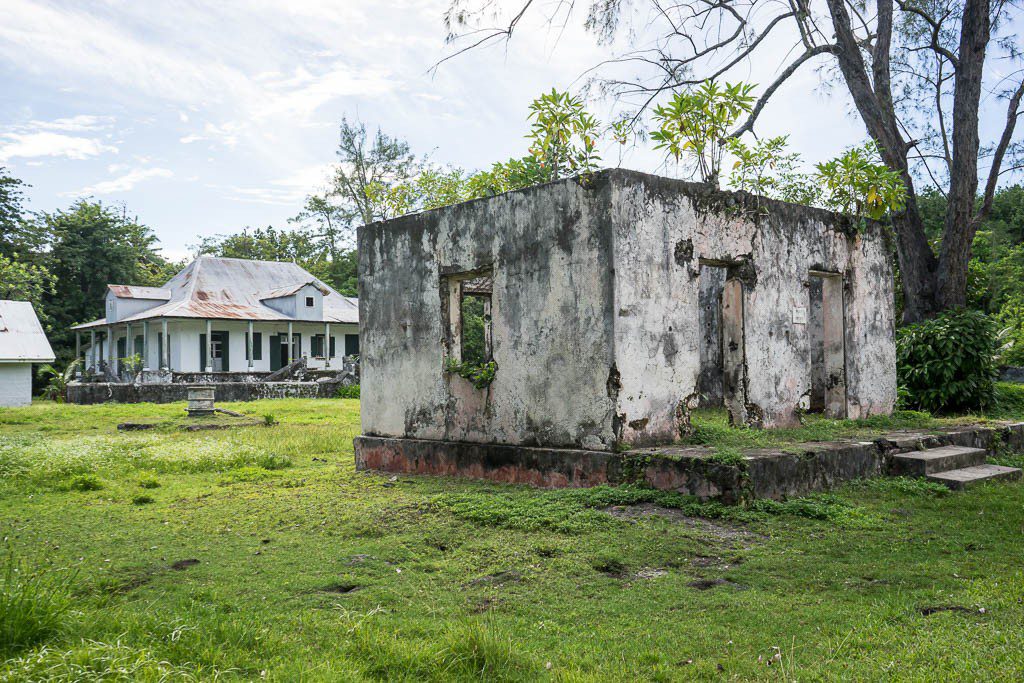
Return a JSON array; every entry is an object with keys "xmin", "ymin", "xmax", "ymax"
[
  {"xmin": 892, "ymin": 202, "xmax": 941, "ymax": 323},
  {"xmin": 936, "ymin": 0, "xmax": 989, "ymax": 310}
]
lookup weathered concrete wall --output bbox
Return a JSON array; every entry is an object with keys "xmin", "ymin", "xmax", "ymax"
[
  {"xmin": 1000, "ymin": 366, "xmax": 1024, "ymax": 383},
  {"xmin": 67, "ymin": 380, "xmax": 340, "ymax": 405},
  {"xmin": 608, "ymin": 171, "xmax": 896, "ymax": 436},
  {"xmin": 359, "ymin": 169, "xmax": 896, "ymax": 451},
  {"xmin": 360, "ymin": 176, "xmax": 617, "ymax": 450}
]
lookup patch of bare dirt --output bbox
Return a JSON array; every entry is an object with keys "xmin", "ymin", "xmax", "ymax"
[
  {"xmin": 604, "ymin": 503, "xmax": 762, "ymax": 545},
  {"xmin": 686, "ymin": 577, "xmax": 748, "ymax": 591},
  {"xmin": 466, "ymin": 570, "xmax": 523, "ymax": 586},
  {"xmin": 171, "ymin": 559, "xmax": 200, "ymax": 570},
  {"xmin": 920, "ymin": 605, "xmax": 983, "ymax": 616}
]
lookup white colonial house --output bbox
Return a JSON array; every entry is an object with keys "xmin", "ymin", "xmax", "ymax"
[
  {"xmin": 72, "ymin": 256, "xmax": 359, "ymax": 378},
  {"xmin": 0, "ymin": 300, "xmax": 55, "ymax": 406}
]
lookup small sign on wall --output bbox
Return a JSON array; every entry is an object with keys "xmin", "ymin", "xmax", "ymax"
[{"xmin": 792, "ymin": 307, "xmax": 808, "ymax": 325}]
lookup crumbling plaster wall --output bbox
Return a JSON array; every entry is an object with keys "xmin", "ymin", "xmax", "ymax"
[
  {"xmin": 359, "ymin": 177, "xmax": 619, "ymax": 450},
  {"xmin": 608, "ymin": 171, "xmax": 896, "ymax": 436}
]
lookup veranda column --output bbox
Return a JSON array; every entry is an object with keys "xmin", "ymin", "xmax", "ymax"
[
  {"xmin": 89, "ymin": 330, "xmax": 96, "ymax": 373},
  {"xmin": 287, "ymin": 322, "xmax": 294, "ymax": 365},
  {"xmin": 247, "ymin": 320, "xmax": 254, "ymax": 370},
  {"xmin": 205, "ymin": 319, "xmax": 213, "ymax": 372},
  {"xmin": 324, "ymin": 322, "xmax": 331, "ymax": 368},
  {"xmin": 142, "ymin": 321, "xmax": 150, "ymax": 371},
  {"xmin": 75, "ymin": 331, "xmax": 82, "ymax": 377},
  {"xmin": 162, "ymin": 319, "xmax": 170, "ymax": 371},
  {"xmin": 125, "ymin": 323, "xmax": 132, "ymax": 377},
  {"xmin": 106, "ymin": 325, "xmax": 114, "ymax": 377}
]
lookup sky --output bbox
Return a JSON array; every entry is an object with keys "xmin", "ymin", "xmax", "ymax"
[{"xmin": 2, "ymin": 0, "xmax": 1004, "ymax": 261}]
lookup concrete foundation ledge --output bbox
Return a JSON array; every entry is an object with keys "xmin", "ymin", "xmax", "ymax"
[
  {"xmin": 67, "ymin": 381, "xmax": 342, "ymax": 405},
  {"xmin": 355, "ymin": 422, "xmax": 1024, "ymax": 502}
]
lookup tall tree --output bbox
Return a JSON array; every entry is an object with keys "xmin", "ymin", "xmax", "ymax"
[
  {"xmin": 443, "ymin": 0, "xmax": 1024, "ymax": 322},
  {"xmin": 0, "ymin": 166, "xmax": 44, "ymax": 258},
  {"xmin": 331, "ymin": 117, "xmax": 421, "ymax": 226},
  {"xmin": 37, "ymin": 200, "xmax": 165, "ymax": 353}
]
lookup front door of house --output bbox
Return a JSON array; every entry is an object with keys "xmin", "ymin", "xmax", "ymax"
[
  {"xmin": 211, "ymin": 336, "xmax": 224, "ymax": 372},
  {"xmin": 269, "ymin": 334, "xmax": 299, "ymax": 371},
  {"xmin": 199, "ymin": 331, "xmax": 230, "ymax": 372}
]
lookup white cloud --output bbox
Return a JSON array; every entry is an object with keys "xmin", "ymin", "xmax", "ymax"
[
  {"xmin": 0, "ymin": 131, "xmax": 117, "ymax": 162},
  {"xmin": 66, "ymin": 167, "xmax": 173, "ymax": 196},
  {"xmin": 24, "ymin": 114, "xmax": 114, "ymax": 132}
]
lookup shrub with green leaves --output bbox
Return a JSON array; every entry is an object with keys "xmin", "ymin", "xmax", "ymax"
[
  {"xmin": 335, "ymin": 384, "xmax": 360, "ymax": 399},
  {"xmin": 897, "ymin": 309, "xmax": 1000, "ymax": 413}
]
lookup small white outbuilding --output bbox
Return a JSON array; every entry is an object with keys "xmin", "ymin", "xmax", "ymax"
[{"xmin": 0, "ymin": 300, "xmax": 55, "ymax": 407}]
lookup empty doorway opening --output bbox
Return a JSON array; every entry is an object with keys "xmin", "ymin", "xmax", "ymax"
[
  {"xmin": 697, "ymin": 263, "xmax": 728, "ymax": 407},
  {"xmin": 808, "ymin": 271, "xmax": 846, "ymax": 418}
]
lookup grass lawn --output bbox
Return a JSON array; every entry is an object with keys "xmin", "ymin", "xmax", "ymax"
[{"xmin": 1, "ymin": 397, "xmax": 1024, "ymax": 681}]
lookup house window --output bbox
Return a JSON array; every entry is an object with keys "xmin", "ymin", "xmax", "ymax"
[
  {"xmin": 311, "ymin": 334, "xmax": 326, "ymax": 358},
  {"xmin": 445, "ymin": 270, "xmax": 492, "ymax": 365},
  {"xmin": 305, "ymin": 296, "xmax": 315, "ymax": 307}
]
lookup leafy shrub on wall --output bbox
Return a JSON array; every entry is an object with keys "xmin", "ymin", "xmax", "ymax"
[{"xmin": 896, "ymin": 309, "xmax": 999, "ymax": 413}]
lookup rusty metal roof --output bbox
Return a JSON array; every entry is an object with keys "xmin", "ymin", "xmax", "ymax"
[
  {"xmin": 72, "ymin": 256, "xmax": 359, "ymax": 329},
  {"xmin": 259, "ymin": 281, "xmax": 331, "ymax": 299},
  {"xmin": 107, "ymin": 285, "xmax": 172, "ymax": 300},
  {"xmin": 0, "ymin": 300, "xmax": 56, "ymax": 362}
]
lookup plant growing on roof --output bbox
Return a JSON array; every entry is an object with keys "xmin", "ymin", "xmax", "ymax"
[
  {"xmin": 651, "ymin": 81, "xmax": 755, "ymax": 187},
  {"xmin": 526, "ymin": 88, "xmax": 601, "ymax": 180},
  {"xmin": 815, "ymin": 142, "xmax": 906, "ymax": 221}
]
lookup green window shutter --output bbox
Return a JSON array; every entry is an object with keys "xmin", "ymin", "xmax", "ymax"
[
  {"xmin": 199, "ymin": 334, "xmax": 206, "ymax": 371},
  {"xmin": 253, "ymin": 333, "xmax": 262, "ymax": 360},
  {"xmin": 220, "ymin": 331, "xmax": 229, "ymax": 371},
  {"xmin": 329, "ymin": 336, "xmax": 336, "ymax": 358},
  {"xmin": 345, "ymin": 334, "xmax": 359, "ymax": 357}
]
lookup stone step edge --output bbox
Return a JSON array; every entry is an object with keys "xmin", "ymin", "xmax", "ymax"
[
  {"xmin": 890, "ymin": 445, "xmax": 988, "ymax": 475},
  {"xmin": 926, "ymin": 464, "xmax": 1023, "ymax": 491}
]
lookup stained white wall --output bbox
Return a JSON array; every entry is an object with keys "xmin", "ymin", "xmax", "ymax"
[{"xmin": 0, "ymin": 363, "xmax": 33, "ymax": 407}]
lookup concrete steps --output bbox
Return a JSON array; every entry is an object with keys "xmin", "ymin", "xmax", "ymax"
[
  {"xmin": 926, "ymin": 464, "xmax": 1023, "ymax": 491},
  {"xmin": 891, "ymin": 446, "xmax": 986, "ymax": 476},
  {"xmin": 893, "ymin": 445, "xmax": 1022, "ymax": 490}
]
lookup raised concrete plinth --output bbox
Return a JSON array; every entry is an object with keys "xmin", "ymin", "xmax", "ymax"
[{"xmin": 354, "ymin": 422, "xmax": 1024, "ymax": 501}]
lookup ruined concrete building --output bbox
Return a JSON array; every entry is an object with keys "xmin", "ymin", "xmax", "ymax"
[{"xmin": 355, "ymin": 170, "xmax": 896, "ymax": 478}]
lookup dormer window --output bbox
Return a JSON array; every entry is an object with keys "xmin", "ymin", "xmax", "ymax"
[{"xmin": 305, "ymin": 296, "xmax": 315, "ymax": 307}]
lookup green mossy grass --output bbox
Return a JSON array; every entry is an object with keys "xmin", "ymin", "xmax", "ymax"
[{"xmin": 1, "ymin": 396, "xmax": 1023, "ymax": 680}]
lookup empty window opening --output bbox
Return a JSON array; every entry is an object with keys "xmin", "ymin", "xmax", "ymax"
[
  {"xmin": 808, "ymin": 271, "xmax": 846, "ymax": 418},
  {"xmin": 445, "ymin": 271, "xmax": 492, "ymax": 365},
  {"xmin": 696, "ymin": 264, "xmax": 728, "ymax": 407},
  {"xmin": 305, "ymin": 296, "xmax": 315, "ymax": 307}
]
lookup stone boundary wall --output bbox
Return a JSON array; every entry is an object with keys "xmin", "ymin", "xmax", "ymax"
[
  {"xmin": 355, "ymin": 422, "xmax": 1024, "ymax": 502},
  {"xmin": 1001, "ymin": 366, "xmax": 1024, "ymax": 383},
  {"xmin": 67, "ymin": 380, "xmax": 344, "ymax": 405}
]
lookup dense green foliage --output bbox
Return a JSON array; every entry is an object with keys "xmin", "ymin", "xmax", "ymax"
[
  {"xmin": 896, "ymin": 309, "xmax": 1000, "ymax": 413},
  {"xmin": 915, "ymin": 186, "xmax": 1024, "ymax": 365},
  {"xmin": 1, "ymin": 399, "xmax": 1023, "ymax": 679},
  {"xmin": 0, "ymin": 170, "xmax": 181, "ymax": 365}
]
